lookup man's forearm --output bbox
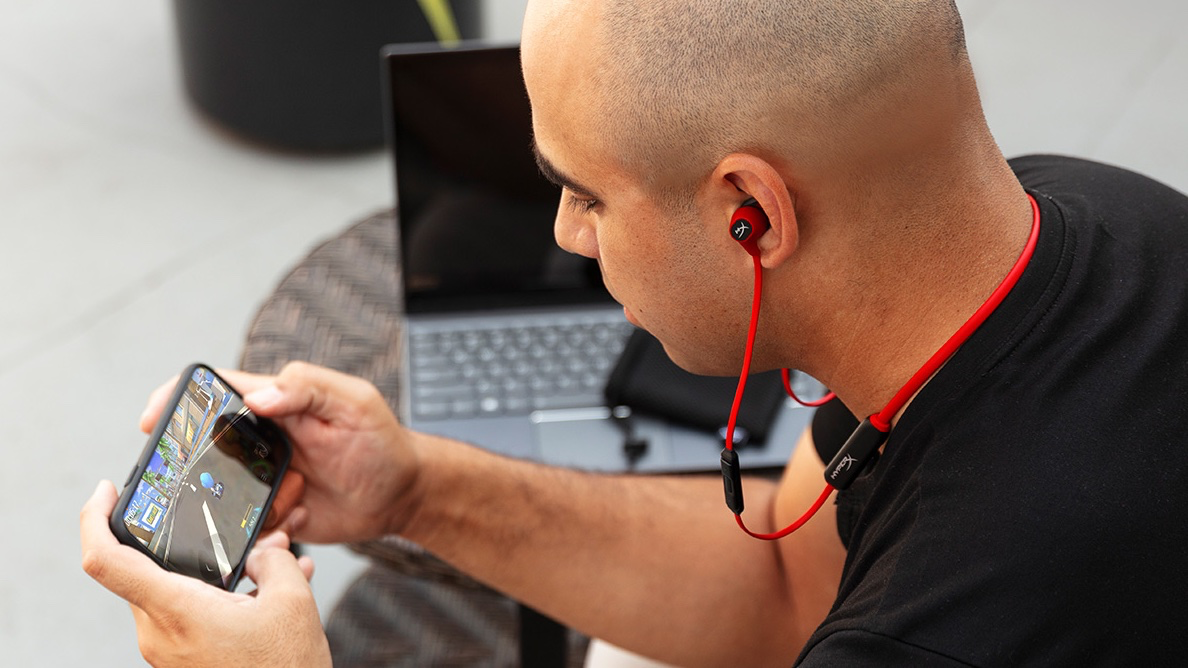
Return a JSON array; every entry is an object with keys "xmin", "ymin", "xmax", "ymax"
[{"xmin": 397, "ymin": 433, "xmax": 809, "ymax": 667}]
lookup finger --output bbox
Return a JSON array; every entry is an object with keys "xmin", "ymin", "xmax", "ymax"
[
  {"xmin": 140, "ymin": 368, "xmax": 287, "ymax": 433},
  {"xmin": 253, "ymin": 529, "xmax": 292, "ymax": 552},
  {"xmin": 138, "ymin": 375, "xmax": 179, "ymax": 433},
  {"xmin": 244, "ymin": 556, "xmax": 316, "ymax": 599},
  {"xmin": 244, "ymin": 535, "xmax": 314, "ymax": 598},
  {"xmin": 251, "ymin": 525, "xmax": 310, "ymax": 578},
  {"xmin": 80, "ymin": 481, "xmax": 193, "ymax": 612},
  {"xmin": 249, "ymin": 531, "xmax": 314, "ymax": 582},
  {"xmin": 297, "ymin": 555, "xmax": 316, "ymax": 582},
  {"xmin": 262, "ymin": 471, "xmax": 306, "ymax": 531},
  {"xmin": 79, "ymin": 480, "xmax": 122, "ymax": 556},
  {"xmin": 243, "ymin": 361, "xmax": 380, "ymax": 422},
  {"xmin": 209, "ymin": 367, "xmax": 282, "ymax": 397},
  {"xmin": 266, "ymin": 505, "xmax": 309, "ymax": 539}
]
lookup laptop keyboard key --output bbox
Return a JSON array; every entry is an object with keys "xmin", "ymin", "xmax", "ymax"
[
  {"xmin": 505, "ymin": 396, "xmax": 532, "ymax": 414},
  {"xmin": 414, "ymin": 402, "xmax": 451, "ymax": 420},
  {"xmin": 452, "ymin": 399, "xmax": 479, "ymax": 417},
  {"xmin": 413, "ymin": 368, "xmax": 461, "ymax": 385},
  {"xmin": 415, "ymin": 386, "xmax": 475, "ymax": 402}
]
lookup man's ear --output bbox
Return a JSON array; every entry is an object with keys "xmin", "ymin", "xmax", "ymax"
[{"xmin": 714, "ymin": 153, "xmax": 798, "ymax": 268}]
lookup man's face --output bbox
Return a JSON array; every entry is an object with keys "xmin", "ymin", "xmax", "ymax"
[{"xmin": 521, "ymin": 4, "xmax": 754, "ymax": 375}]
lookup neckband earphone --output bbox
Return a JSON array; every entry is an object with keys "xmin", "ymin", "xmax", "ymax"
[{"xmin": 721, "ymin": 193, "xmax": 1042, "ymax": 540}]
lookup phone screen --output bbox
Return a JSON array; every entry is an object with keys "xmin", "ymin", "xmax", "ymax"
[{"xmin": 117, "ymin": 366, "xmax": 288, "ymax": 589}]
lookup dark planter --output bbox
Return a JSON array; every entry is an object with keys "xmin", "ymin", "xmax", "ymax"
[{"xmin": 172, "ymin": 0, "xmax": 482, "ymax": 151}]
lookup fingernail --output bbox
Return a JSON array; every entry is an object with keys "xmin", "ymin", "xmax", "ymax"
[{"xmin": 246, "ymin": 385, "xmax": 283, "ymax": 410}]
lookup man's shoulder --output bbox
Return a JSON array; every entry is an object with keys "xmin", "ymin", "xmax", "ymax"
[
  {"xmin": 1009, "ymin": 154, "xmax": 1188, "ymax": 215},
  {"xmin": 1010, "ymin": 153, "xmax": 1188, "ymax": 268}
]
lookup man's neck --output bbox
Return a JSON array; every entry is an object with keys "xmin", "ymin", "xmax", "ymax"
[{"xmin": 772, "ymin": 158, "xmax": 1035, "ymax": 420}]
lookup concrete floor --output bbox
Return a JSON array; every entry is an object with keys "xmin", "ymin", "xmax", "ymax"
[{"xmin": 0, "ymin": 1, "xmax": 1183, "ymax": 665}]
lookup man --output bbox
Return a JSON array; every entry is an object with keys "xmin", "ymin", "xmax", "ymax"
[{"xmin": 80, "ymin": 0, "xmax": 1188, "ymax": 665}]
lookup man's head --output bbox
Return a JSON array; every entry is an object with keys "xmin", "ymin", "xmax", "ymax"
[{"xmin": 523, "ymin": 0, "xmax": 992, "ymax": 376}]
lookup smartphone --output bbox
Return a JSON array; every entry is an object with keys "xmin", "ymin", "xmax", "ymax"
[{"xmin": 110, "ymin": 364, "xmax": 291, "ymax": 590}]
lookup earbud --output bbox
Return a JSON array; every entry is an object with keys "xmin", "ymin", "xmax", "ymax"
[{"xmin": 729, "ymin": 198, "xmax": 769, "ymax": 258}]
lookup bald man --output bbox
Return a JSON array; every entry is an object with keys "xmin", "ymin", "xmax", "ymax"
[{"xmin": 81, "ymin": 1, "xmax": 1188, "ymax": 665}]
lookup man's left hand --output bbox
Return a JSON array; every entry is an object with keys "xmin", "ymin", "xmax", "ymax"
[{"xmin": 80, "ymin": 480, "xmax": 331, "ymax": 667}]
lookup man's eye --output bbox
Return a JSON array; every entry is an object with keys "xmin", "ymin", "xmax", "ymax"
[{"xmin": 565, "ymin": 193, "xmax": 600, "ymax": 213}]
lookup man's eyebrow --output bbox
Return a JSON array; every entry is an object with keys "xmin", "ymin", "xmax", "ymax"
[{"xmin": 531, "ymin": 139, "xmax": 599, "ymax": 198}]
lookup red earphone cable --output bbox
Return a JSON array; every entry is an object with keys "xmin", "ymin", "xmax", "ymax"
[
  {"xmin": 736, "ymin": 481, "xmax": 835, "ymax": 540},
  {"xmin": 781, "ymin": 369, "xmax": 836, "ymax": 407},
  {"xmin": 723, "ymin": 257, "xmax": 765, "ymax": 452},
  {"xmin": 724, "ymin": 258, "xmax": 835, "ymax": 540},
  {"xmin": 725, "ymin": 194, "xmax": 1042, "ymax": 541}
]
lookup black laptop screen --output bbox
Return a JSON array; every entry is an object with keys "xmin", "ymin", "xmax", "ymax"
[{"xmin": 384, "ymin": 44, "xmax": 613, "ymax": 314}]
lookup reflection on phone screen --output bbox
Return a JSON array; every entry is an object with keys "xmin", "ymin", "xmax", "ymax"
[{"xmin": 120, "ymin": 368, "xmax": 279, "ymax": 588}]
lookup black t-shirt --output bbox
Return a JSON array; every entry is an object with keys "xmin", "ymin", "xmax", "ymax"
[{"xmin": 799, "ymin": 155, "xmax": 1188, "ymax": 666}]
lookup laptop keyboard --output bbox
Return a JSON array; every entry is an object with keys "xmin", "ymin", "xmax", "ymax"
[{"xmin": 409, "ymin": 317, "xmax": 636, "ymax": 420}]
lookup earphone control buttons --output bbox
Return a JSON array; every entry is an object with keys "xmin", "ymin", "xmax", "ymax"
[{"xmin": 720, "ymin": 448, "xmax": 745, "ymax": 514}]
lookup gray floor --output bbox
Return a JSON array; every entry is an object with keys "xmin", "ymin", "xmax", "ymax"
[{"xmin": 0, "ymin": 1, "xmax": 1183, "ymax": 666}]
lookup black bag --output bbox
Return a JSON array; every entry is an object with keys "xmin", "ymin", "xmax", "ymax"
[{"xmin": 603, "ymin": 329, "xmax": 786, "ymax": 446}]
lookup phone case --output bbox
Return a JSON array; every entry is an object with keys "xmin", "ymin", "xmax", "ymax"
[{"xmin": 109, "ymin": 363, "xmax": 291, "ymax": 590}]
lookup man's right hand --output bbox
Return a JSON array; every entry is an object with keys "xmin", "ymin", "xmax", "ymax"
[{"xmin": 139, "ymin": 361, "xmax": 423, "ymax": 544}]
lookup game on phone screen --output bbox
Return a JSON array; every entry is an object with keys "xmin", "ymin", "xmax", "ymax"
[{"xmin": 118, "ymin": 367, "xmax": 286, "ymax": 588}]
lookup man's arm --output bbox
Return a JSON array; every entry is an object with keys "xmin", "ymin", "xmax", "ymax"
[
  {"xmin": 99, "ymin": 363, "xmax": 845, "ymax": 667},
  {"xmin": 398, "ymin": 426, "xmax": 845, "ymax": 666}
]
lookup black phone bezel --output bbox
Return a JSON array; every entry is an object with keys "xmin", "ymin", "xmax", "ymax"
[{"xmin": 109, "ymin": 363, "xmax": 292, "ymax": 590}]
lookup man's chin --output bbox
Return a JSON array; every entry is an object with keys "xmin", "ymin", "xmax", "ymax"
[
  {"xmin": 627, "ymin": 318, "xmax": 744, "ymax": 376},
  {"xmin": 659, "ymin": 343, "xmax": 741, "ymax": 378}
]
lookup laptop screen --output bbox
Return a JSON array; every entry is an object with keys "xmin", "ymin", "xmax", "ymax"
[{"xmin": 384, "ymin": 43, "xmax": 613, "ymax": 314}]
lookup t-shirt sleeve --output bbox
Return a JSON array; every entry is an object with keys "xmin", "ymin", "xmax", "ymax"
[{"xmin": 798, "ymin": 629, "xmax": 974, "ymax": 667}]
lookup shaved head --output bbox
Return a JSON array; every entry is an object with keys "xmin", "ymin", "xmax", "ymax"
[{"xmin": 526, "ymin": 0, "xmax": 975, "ymax": 205}]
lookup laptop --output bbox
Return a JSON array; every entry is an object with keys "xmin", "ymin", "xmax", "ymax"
[{"xmin": 382, "ymin": 42, "xmax": 818, "ymax": 473}]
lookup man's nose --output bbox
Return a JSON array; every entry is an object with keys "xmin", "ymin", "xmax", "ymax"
[{"xmin": 554, "ymin": 200, "xmax": 599, "ymax": 259}]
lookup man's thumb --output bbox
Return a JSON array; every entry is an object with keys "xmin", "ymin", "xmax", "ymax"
[
  {"xmin": 245, "ymin": 539, "xmax": 313, "ymax": 598},
  {"xmin": 242, "ymin": 362, "xmax": 374, "ymax": 421}
]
